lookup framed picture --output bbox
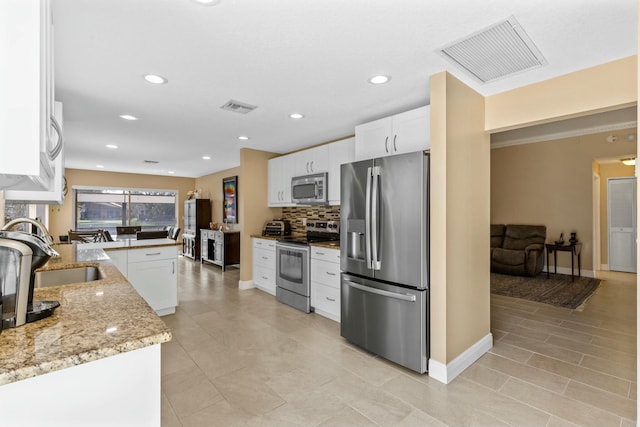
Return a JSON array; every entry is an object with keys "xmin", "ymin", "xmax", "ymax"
[{"xmin": 222, "ymin": 176, "xmax": 238, "ymax": 224}]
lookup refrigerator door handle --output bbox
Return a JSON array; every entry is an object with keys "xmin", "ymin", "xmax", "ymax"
[
  {"xmin": 344, "ymin": 279, "xmax": 417, "ymax": 302},
  {"xmin": 371, "ymin": 166, "xmax": 381, "ymax": 270},
  {"xmin": 365, "ymin": 166, "xmax": 373, "ymax": 268}
]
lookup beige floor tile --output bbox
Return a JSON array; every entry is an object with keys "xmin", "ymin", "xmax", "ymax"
[
  {"xmin": 161, "ymin": 392, "xmax": 182, "ymax": 427},
  {"xmin": 211, "ymin": 366, "xmax": 286, "ymax": 417},
  {"xmin": 476, "ymin": 352, "xmax": 569, "ymax": 393},
  {"xmin": 564, "ymin": 380, "xmax": 636, "ymax": 420},
  {"xmin": 162, "ymin": 365, "xmax": 224, "ymax": 419},
  {"xmin": 500, "ymin": 377, "xmax": 621, "ymax": 427},
  {"xmin": 163, "ymin": 257, "xmax": 637, "ymax": 427},
  {"xmin": 526, "ymin": 353, "xmax": 631, "ymax": 397}
]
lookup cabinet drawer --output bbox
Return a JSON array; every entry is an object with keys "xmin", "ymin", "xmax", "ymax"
[
  {"xmin": 253, "ymin": 265, "xmax": 276, "ymax": 294},
  {"xmin": 128, "ymin": 245, "xmax": 177, "ymax": 263},
  {"xmin": 253, "ymin": 238, "xmax": 276, "ymax": 251},
  {"xmin": 312, "ymin": 282, "xmax": 340, "ymax": 321},
  {"xmin": 311, "ymin": 259, "xmax": 340, "ymax": 288},
  {"xmin": 311, "ymin": 246, "xmax": 340, "ymax": 263},
  {"xmin": 254, "ymin": 247, "xmax": 275, "ymax": 268}
]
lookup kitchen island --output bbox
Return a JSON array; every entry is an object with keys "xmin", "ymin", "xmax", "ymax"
[{"xmin": 0, "ymin": 244, "xmax": 171, "ymax": 426}]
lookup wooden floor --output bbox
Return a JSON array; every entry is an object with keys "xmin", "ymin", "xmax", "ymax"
[{"xmin": 161, "ymin": 260, "xmax": 637, "ymax": 426}]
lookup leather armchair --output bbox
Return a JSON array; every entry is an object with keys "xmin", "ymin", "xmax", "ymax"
[{"xmin": 491, "ymin": 224, "xmax": 546, "ymax": 276}]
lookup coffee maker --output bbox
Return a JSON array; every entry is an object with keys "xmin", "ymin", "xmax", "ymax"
[{"xmin": 0, "ymin": 219, "xmax": 60, "ymax": 329}]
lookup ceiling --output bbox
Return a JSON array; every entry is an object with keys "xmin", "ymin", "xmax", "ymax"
[{"xmin": 52, "ymin": 0, "xmax": 637, "ymax": 178}]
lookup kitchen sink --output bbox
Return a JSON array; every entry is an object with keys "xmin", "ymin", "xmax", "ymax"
[{"xmin": 35, "ymin": 266, "xmax": 101, "ymax": 288}]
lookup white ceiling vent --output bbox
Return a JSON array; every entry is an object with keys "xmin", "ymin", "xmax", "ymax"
[
  {"xmin": 220, "ymin": 100, "xmax": 258, "ymax": 114},
  {"xmin": 439, "ymin": 16, "xmax": 547, "ymax": 83}
]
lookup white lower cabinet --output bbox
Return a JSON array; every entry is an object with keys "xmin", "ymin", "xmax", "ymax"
[
  {"xmin": 252, "ymin": 238, "xmax": 276, "ymax": 295},
  {"xmin": 310, "ymin": 246, "xmax": 340, "ymax": 322},
  {"xmin": 125, "ymin": 246, "xmax": 178, "ymax": 316}
]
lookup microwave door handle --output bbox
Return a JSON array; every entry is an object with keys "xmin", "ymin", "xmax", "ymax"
[
  {"xmin": 371, "ymin": 166, "xmax": 381, "ymax": 270},
  {"xmin": 365, "ymin": 166, "xmax": 373, "ymax": 268}
]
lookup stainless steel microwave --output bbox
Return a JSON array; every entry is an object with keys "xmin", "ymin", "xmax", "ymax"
[{"xmin": 291, "ymin": 172, "xmax": 328, "ymax": 205}]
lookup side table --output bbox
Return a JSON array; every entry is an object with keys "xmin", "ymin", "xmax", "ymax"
[{"xmin": 545, "ymin": 242, "xmax": 582, "ymax": 281}]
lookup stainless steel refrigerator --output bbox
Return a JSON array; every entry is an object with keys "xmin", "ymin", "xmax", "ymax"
[{"xmin": 340, "ymin": 150, "xmax": 429, "ymax": 373}]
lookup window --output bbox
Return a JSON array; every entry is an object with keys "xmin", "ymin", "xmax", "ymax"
[
  {"xmin": 74, "ymin": 187, "xmax": 177, "ymax": 235},
  {"xmin": 4, "ymin": 202, "xmax": 48, "ymax": 233}
]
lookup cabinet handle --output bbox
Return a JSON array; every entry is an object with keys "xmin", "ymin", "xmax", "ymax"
[
  {"xmin": 385, "ymin": 136, "xmax": 389, "ymax": 153},
  {"xmin": 262, "ymin": 256, "xmax": 269, "ymax": 260},
  {"xmin": 326, "ymin": 297, "xmax": 336, "ymax": 302},
  {"xmin": 262, "ymin": 276, "xmax": 269, "ymax": 280},
  {"xmin": 326, "ymin": 272, "xmax": 336, "ymax": 276},
  {"xmin": 310, "ymin": 160, "xmax": 314, "ymax": 172},
  {"xmin": 146, "ymin": 252, "xmax": 161, "ymax": 256},
  {"xmin": 393, "ymin": 135, "xmax": 397, "ymax": 152},
  {"xmin": 316, "ymin": 251, "xmax": 325, "ymax": 255},
  {"xmin": 172, "ymin": 261, "xmax": 175, "ymax": 274}
]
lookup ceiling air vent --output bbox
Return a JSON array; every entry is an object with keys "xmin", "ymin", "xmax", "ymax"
[
  {"xmin": 220, "ymin": 100, "xmax": 258, "ymax": 114},
  {"xmin": 439, "ymin": 16, "xmax": 547, "ymax": 83}
]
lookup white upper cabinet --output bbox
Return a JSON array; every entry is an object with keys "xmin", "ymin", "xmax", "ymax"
[
  {"xmin": 0, "ymin": 0, "xmax": 62, "ymax": 191},
  {"xmin": 355, "ymin": 105, "xmax": 430, "ymax": 161},
  {"xmin": 294, "ymin": 145, "xmax": 329, "ymax": 176},
  {"xmin": 328, "ymin": 137, "xmax": 354, "ymax": 205},
  {"xmin": 268, "ymin": 155, "xmax": 295, "ymax": 206}
]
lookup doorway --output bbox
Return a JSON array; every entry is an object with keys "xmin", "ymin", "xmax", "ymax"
[{"xmin": 608, "ymin": 176, "xmax": 637, "ymax": 273}]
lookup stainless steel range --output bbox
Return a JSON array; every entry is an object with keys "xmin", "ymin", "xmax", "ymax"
[{"xmin": 275, "ymin": 220, "xmax": 339, "ymax": 313}]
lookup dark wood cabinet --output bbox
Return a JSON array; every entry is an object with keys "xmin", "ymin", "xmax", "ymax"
[
  {"xmin": 201, "ymin": 229, "xmax": 240, "ymax": 271},
  {"xmin": 182, "ymin": 199, "xmax": 211, "ymax": 260}
]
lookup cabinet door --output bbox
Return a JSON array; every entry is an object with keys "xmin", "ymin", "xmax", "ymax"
[
  {"xmin": 295, "ymin": 145, "xmax": 329, "ymax": 175},
  {"xmin": 200, "ymin": 230, "xmax": 208, "ymax": 260},
  {"xmin": 390, "ymin": 105, "xmax": 430, "ymax": 155},
  {"xmin": 128, "ymin": 258, "xmax": 177, "ymax": 314},
  {"xmin": 269, "ymin": 156, "xmax": 295, "ymax": 206},
  {"xmin": 355, "ymin": 116, "xmax": 392, "ymax": 161},
  {"xmin": 328, "ymin": 137, "xmax": 354, "ymax": 205}
]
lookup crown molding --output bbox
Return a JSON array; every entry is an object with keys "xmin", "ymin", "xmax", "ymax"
[{"xmin": 491, "ymin": 121, "xmax": 637, "ymax": 149}]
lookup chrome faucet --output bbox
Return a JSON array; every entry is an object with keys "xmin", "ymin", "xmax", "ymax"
[{"xmin": 2, "ymin": 218, "xmax": 55, "ymax": 246}]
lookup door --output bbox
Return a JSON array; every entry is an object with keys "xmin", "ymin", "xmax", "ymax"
[
  {"xmin": 608, "ymin": 177, "xmax": 636, "ymax": 272},
  {"xmin": 341, "ymin": 273, "xmax": 428, "ymax": 373},
  {"xmin": 375, "ymin": 151, "xmax": 429, "ymax": 288}
]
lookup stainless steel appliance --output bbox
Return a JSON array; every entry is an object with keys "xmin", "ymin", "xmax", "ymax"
[
  {"xmin": 0, "ymin": 218, "xmax": 60, "ymax": 328},
  {"xmin": 276, "ymin": 220, "xmax": 339, "ymax": 313},
  {"xmin": 340, "ymin": 150, "xmax": 429, "ymax": 373},
  {"xmin": 262, "ymin": 219, "xmax": 291, "ymax": 236},
  {"xmin": 291, "ymin": 172, "xmax": 328, "ymax": 205}
]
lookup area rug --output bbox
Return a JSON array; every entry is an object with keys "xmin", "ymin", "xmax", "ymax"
[{"xmin": 490, "ymin": 272, "xmax": 601, "ymax": 309}]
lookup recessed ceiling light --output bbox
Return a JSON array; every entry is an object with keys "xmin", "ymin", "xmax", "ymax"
[
  {"xmin": 368, "ymin": 75, "xmax": 391, "ymax": 85},
  {"xmin": 202, "ymin": 156, "xmax": 211, "ymax": 160},
  {"xmin": 143, "ymin": 74, "xmax": 168, "ymax": 84},
  {"xmin": 119, "ymin": 114, "xmax": 138, "ymax": 121},
  {"xmin": 96, "ymin": 165, "xmax": 104, "ymax": 168},
  {"xmin": 191, "ymin": 0, "xmax": 222, "ymax": 5},
  {"xmin": 289, "ymin": 113, "xmax": 304, "ymax": 119},
  {"xmin": 168, "ymin": 171, "xmax": 175, "ymax": 174},
  {"xmin": 238, "ymin": 136, "xmax": 249, "ymax": 140},
  {"xmin": 106, "ymin": 144, "xmax": 118, "ymax": 149}
]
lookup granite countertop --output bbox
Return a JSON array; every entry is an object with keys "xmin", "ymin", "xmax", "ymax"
[
  {"xmin": 0, "ymin": 244, "xmax": 172, "ymax": 386},
  {"xmin": 310, "ymin": 241, "xmax": 340, "ymax": 249},
  {"xmin": 68, "ymin": 238, "xmax": 181, "ymax": 252}
]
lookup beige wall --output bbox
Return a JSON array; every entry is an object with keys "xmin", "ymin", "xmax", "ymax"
[
  {"xmin": 48, "ymin": 168, "xmax": 195, "ymax": 241},
  {"xmin": 486, "ymin": 56, "xmax": 637, "ymax": 132},
  {"xmin": 430, "ymin": 71, "xmax": 490, "ymax": 365},
  {"xmin": 195, "ymin": 166, "xmax": 241, "ymax": 226},
  {"xmin": 598, "ymin": 162, "xmax": 636, "ymax": 266},
  {"xmin": 238, "ymin": 148, "xmax": 281, "ymax": 282},
  {"xmin": 491, "ymin": 130, "xmax": 637, "ymax": 273}
]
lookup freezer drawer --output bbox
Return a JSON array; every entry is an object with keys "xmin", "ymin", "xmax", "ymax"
[{"xmin": 340, "ymin": 273, "xmax": 428, "ymax": 373}]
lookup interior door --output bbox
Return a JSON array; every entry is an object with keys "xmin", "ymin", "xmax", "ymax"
[{"xmin": 608, "ymin": 177, "xmax": 637, "ymax": 273}]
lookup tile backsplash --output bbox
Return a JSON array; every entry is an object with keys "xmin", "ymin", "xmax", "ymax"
[{"xmin": 281, "ymin": 206, "xmax": 340, "ymax": 234}]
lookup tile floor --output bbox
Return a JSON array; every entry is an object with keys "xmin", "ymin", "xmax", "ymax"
[{"xmin": 161, "ymin": 260, "xmax": 637, "ymax": 427}]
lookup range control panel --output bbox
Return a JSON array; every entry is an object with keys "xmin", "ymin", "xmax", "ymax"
[{"xmin": 306, "ymin": 220, "xmax": 339, "ymax": 234}]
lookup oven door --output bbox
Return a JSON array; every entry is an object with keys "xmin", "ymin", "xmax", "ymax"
[
  {"xmin": 276, "ymin": 242, "xmax": 311, "ymax": 313},
  {"xmin": 275, "ymin": 242, "xmax": 310, "ymax": 296}
]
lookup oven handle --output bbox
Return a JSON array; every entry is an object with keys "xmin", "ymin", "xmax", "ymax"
[
  {"xmin": 276, "ymin": 242, "xmax": 310, "ymax": 253},
  {"xmin": 344, "ymin": 279, "xmax": 416, "ymax": 302}
]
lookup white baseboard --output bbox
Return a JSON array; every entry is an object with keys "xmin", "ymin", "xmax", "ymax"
[
  {"xmin": 544, "ymin": 265, "xmax": 595, "ymax": 278},
  {"xmin": 600, "ymin": 264, "xmax": 609, "ymax": 271},
  {"xmin": 238, "ymin": 280, "xmax": 255, "ymax": 290},
  {"xmin": 428, "ymin": 333, "xmax": 493, "ymax": 384}
]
